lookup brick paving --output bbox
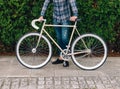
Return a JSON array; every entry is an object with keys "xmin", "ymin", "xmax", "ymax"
[
  {"xmin": 0, "ymin": 76, "xmax": 120, "ymax": 89},
  {"xmin": 0, "ymin": 56, "xmax": 120, "ymax": 89}
]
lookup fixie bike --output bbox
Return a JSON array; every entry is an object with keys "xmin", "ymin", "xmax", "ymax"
[{"xmin": 16, "ymin": 19, "xmax": 107, "ymax": 70}]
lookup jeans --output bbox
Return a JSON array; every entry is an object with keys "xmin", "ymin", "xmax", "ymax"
[{"xmin": 53, "ymin": 20, "xmax": 70, "ymax": 55}]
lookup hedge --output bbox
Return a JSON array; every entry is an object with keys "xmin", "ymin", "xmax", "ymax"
[{"xmin": 0, "ymin": 0, "xmax": 120, "ymax": 53}]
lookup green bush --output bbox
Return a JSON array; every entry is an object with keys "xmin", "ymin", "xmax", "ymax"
[
  {"xmin": 0, "ymin": 0, "xmax": 45, "ymax": 51},
  {"xmin": 0, "ymin": 0, "xmax": 120, "ymax": 53},
  {"xmin": 77, "ymin": 0, "xmax": 119, "ymax": 41}
]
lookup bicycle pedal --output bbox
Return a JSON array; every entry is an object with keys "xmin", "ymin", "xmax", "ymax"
[{"xmin": 63, "ymin": 61, "xmax": 69, "ymax": 67}]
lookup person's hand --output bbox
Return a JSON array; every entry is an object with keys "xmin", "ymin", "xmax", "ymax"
[
  {"xmin": 38, "ymin": 16, "xmax": 44, "ymax": 22},
  {"xmin": 70, "ymin": 16, "xmax": 77, "ymax": 22}
]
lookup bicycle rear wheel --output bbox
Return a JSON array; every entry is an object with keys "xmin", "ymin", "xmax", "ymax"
[
  {"xmin": 71, "ymin": 34, "xmax": 107, "ymax": 70},
  {"xmin": 16, "ymin": 33, "xmax": 52, "ymax": 69}
]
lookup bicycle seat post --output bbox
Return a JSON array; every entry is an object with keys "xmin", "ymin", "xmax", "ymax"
[
  {"xmin": 74, "ymin": 21, "xmax": 77, "ymax": 28},
  {"xmin": 73, "ymin": 19, "xmax": 80, "ymax": 29},
  {"xmin": 74, "ymin": 19, "xmax": 81, "ymax": 27}
]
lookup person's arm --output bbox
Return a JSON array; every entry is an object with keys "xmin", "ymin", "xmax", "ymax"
[
  {"xmin": 39, "ymin": 0, "xmax": 50, "ymax": 21},
  {"xmin": 69, "ymin": 0, "xmax": 78, "ymax": 21},
  {"xmin": 69, "ymin": 0, "xmax": 78, "ymax": 17}
]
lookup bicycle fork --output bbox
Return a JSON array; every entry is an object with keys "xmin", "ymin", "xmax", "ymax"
[{"xmin": 34, "ymin": 21, "xmax": 46, "ymax": 50}]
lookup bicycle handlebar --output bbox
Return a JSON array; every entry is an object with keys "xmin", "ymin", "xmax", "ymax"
[
  {"xmin": 31, "ymin": 19, "xmax": 46, "ymax": 30},
  {"xmin": 31, "ymin": 18, "xmax": 81, "ymax": 30}
]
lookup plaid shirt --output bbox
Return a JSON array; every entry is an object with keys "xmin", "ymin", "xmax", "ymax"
[{"xmin": 40, "ymin": 0, "xmax": 78, "ymax": 23}]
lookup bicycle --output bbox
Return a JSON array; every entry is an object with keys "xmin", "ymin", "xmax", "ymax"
[{"xmin": 16, "ymin": 19, "xmax": 107, "ymax": 70}]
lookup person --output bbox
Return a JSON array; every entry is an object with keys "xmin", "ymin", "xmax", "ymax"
[{"xmin": 38, "ymin": 0, "xmax": 78, "ymax": 67}]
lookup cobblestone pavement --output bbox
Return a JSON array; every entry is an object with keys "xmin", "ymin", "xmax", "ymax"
[
  {"xmin": 0, "ymin": 56, "xmax": 120, "ymax": 89},
  {"xmin": 0, "ymin": 76, "xmax": 120, "ymax": 89}
]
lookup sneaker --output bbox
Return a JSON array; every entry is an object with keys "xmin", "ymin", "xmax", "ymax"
[
  {"xmin": 52, "ymin": 59, "xmax": 64, "ymax": 64},
  {"xmin": 63, "ymin": 61, "xmax": 69, "ymax": 67}
]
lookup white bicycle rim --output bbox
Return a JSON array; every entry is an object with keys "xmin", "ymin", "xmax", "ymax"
[
  {"xmin": 71, "ymin": 34, "xmax": 107, "ymax": 70},
  {"xmin": 16, "ymin": 33, "xmax": 52, "ymax": 69}
]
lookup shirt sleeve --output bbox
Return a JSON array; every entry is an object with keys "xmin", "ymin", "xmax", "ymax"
[
  {"xmin": 69, "ymin": 0, "xmax": 78, "ymax": 16},
  {"xmin": 40, "ymin": 0, "xmax": 50, "ymax": 16}
]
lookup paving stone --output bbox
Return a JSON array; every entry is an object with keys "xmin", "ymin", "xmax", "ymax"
[
  {"xmin": 71, "ymin": 81, "xmax": 78, "ymax": 85},
  {"xmin": 63, "ymin": 80, "xmax": 70, "ymax": 85},
  {"xmin": 94, "ymin": 76, "xmax": 105, "ymax": 89},
  {"xmin": 0, "ymin": 79, "xmax": 4, "ymax": 88},
  {"xmin": 1, "ymin": 78, "xmax": 11, "ymax": 89},
  {"xmin": 100, "ymin": 76, "xmax": 114, "ymax": 89},
  {"xmin": 11, "ymin": 78, "xmax": 20, "ymax": 89},
  {"xmin": 71, "ymin": 84, "xmax": 80, "ymax": 89},
  {"xmin": 70, "ymin": 77, "xmax": 78, "ymax": 81},
  {"xmin": 45, "ymin": 84, "xmax": 54, "ymax": 89},
  {"xmin": 62, "ymin": 77, "xmax": 69, "ymax": 81},
  {"xmin": 46, "ymin": 80, "xmax": 53, "ymax": 85},
  {"xmin": 116, "ymin": 76, "xmax": 120, "ymax": 84},
  {"xmin": 109, "ymin": 76, "xmax": 120, "ymax": 89},
  {"xmin": 54, "ymin": 80, "xmax": 61, "ymax": 85},
  {"xmin": 28, "ymin": 78, "xmax": 37, "ymax": 89},
  {"xmin": 19, "ymin": 78, "xmax": 28, "ymax": 89},
  {"xmin": 38, "ymin": 77, "xmax": 44, "ymax": 81},
  {"xmin": 85, "ymin": 76, "xmax": 96, "ymax": 89},
  {"xmin": 78, "ymin": 77, "xmax": 89, "ymax": 89},
  {"xmin": 38, "ymin": 80, "xmax": 45, "ymax": 85},
  {"xmin": 38, "ymin": 85, "xmax": 44, "ymax": 89},
  {"xmin": 63, "ymin": 84, "xmax": 70, "ymax": 89},
  {"xmin": 54, "ymin": 85, "xmax": 62, "ymax": 89}
]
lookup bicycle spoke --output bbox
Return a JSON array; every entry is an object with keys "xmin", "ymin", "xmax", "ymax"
[
  {"xmin": 71, "ymin": 34, "xmax": 107, "ymax": 70},
  {"xmin": 16, "ymin": 33, "xmax": 52, "ymax": 69}
]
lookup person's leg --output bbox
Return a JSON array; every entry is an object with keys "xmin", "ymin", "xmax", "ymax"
[
  {"xmin": 53, "ymin": 20, "xmax": 62, "ymax": 55},
  {"xmin": 61, "ymin": 21, "xmax": 70, "ymax": 49},
  {"xmin": 61, "ymin": 20, "xmax": 70, "ymax": 67},
  {"xmin": 52, "ymin": 20, "xmax": 64, "ymax": 64},
  {"xmin": 52, "ymin": 20, "xmax": 70, "ymax": 67}
]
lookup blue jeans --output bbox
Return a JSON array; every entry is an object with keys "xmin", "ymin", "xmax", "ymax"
[{"xmin": 53, "ymin": 20, "xmax": 70, "ymax": 55}]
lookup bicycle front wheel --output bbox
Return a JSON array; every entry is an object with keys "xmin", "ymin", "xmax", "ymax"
[
  {"xmin": 16, "ymin": 33, "xmax": 52, "ymax": 69},
  {"xmin": 71, "ymin": 34, "xmax": 107, "ymax": 70}
]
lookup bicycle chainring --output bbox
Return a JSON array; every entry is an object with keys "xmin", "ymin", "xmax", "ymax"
[{"xmin": 60, "ymin": 49, "xmax": 71, "ymax": 61}]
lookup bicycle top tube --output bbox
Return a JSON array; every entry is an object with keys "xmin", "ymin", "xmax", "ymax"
[
  {"xmin": 44, "ymin": 24, "xmax": 74, "ymax": 28},
  {"xmin": 31, "ymin": 19, "xmax": 80, "ymax": 30}
]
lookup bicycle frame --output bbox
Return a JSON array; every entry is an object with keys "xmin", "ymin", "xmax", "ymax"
[{"xmin": 33, "ymin": 19, "xmax": 87, "ymax": 55}]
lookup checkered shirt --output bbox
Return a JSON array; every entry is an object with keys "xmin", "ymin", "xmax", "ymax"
[{"xmin": 40, "ymin": 0, "xmax": 78, "ymax": 23}]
